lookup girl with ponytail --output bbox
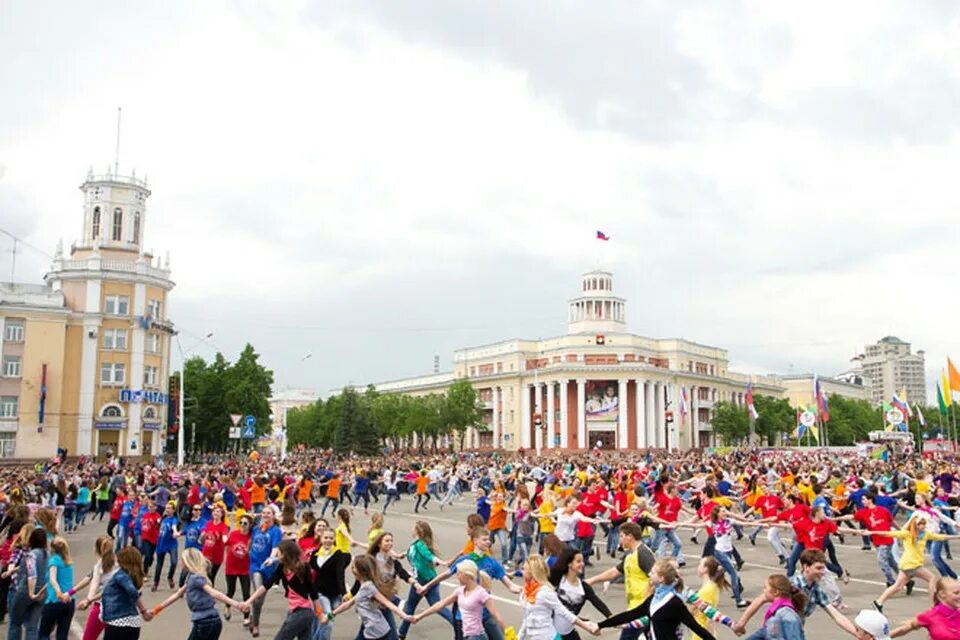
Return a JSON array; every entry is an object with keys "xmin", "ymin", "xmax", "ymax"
[{"xmin": 759, "ymin": 575, "xmax": 807, "ymax": 640}]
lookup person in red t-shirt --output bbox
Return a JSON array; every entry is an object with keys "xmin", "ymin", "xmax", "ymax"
[
  {"xmin": 107, "ymin": 488, "xmax": 126, "ymax": 539},
  {"xmin": 576, "ymin": 481, "xmax": 605, "ymax": 566},
  {"xmin": 223, "ymin": 514, "xmax": 253, "ymax": 623},
  {"xmin": 650, "ymin": 484, "xmax": 686, "ymax": 565},
  {"xmin": 772, "ymin": 505, "xmax": 847, "ymax": 581},
  {"xmin": 837, "ymin": 492, "xmax": 898, "ymax": 586},
  {"xmin": 746, "ymin": 491, "xmax": 785, "ymax": 560},
  {"xmin": 202, "ymin": 504, "xmax": 230, "ymax": 587},
  {"xmin": 139, "ymin": 497, "xmax": 162, "ymax": 575}
]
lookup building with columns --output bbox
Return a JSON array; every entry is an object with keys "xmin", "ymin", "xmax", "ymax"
[
  {"xmin": 369, "ymin": 270, "xmax": 782, "ymax": 451},
  {"xmin": 0, "ymin": 165, "xmax": 175, "ymax": 459}
]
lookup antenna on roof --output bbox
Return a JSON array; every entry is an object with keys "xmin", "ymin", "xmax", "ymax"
[{"xmin": 114, "ymin": 107, "xmax": 122, "ymax": 176}]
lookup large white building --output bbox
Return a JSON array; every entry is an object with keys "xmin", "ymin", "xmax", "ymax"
[
  {"xmin": 368, "ymin": 270, "xmax": 783, "ymax": 451},
  {"xmin": 847, "ymin": 336, "xmax": 926, "ymax": 407}
]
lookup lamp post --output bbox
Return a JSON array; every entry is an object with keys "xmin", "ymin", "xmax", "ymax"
[{"xmin": 175, "ymin": 332, "xmax": 213, "ymax": 467}]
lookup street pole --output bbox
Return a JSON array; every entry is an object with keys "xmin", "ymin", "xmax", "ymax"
[{"xmin": 178, "ymin": 360, "xmax": 185, "ymax": 466}]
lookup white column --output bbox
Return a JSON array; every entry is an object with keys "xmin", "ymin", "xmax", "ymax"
[
  {"xmin": 128, "ymin": 282, "xmax": 146, "ymax": 457},
  {"xmin": 645, "ymin": 381, "xmax": 656, "ymax": 448},
  {"xmin": 655, "ymin": 382, "xmax": 665, "ymax": 449},
  {"xmin": 576, "ymin": 379, "xmax": 587, "ymax": 449},
  {"xmin": 77, "ymin": 278, "xmax": 103, "ymax": 457},
  {"xmin": 521, "ymin": 384, "xmax": 531, "ymax": 449},
  {"xmin": 691, "ymin": 386, "xmax": 699, "ymax": 449},
  {"xmin": 618, "ymin": 379, "xmax": 629, "ymax": 449},
  {"xmin": 666, "ymin": 383, "xmax": 677, "ymax": 451},
  {"xmin": 546, "ymin": 382, "xmax": 556, "ymax": 449},
  {"xmin": 635, "ymin": 380, "xmax": 646, "ymax": 448},
  {"xmin": 492, "ymin": 387, "xmax": 501, "ymax": 448},
  {"xmin": 559, "ymin": 380, "xmax": 569, "ymax": 449}
]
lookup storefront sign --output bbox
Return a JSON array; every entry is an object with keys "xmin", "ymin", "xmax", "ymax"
[
  {"xmin": 94, "ymin": 421, "xmax": 126, "ymax": 430},
  {"xmin": 119, "ymin": 389, "xmax": 167, "ymax": 404}
]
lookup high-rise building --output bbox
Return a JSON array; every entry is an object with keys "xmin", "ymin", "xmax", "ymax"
[
  {"xmin": 0, "ymin": 166, "xmax": 175, "ymax": 459},
  {"xmin": 847, "ymin": 336, "xmax": 926, "ymax": 407}
]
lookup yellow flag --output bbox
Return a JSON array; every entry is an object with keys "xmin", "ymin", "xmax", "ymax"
[
  {"xmin": 949, "ymin": 358, "xmax": 960, "ymax": 393},
  {"xmin": 943, "ymin": 371, "xmax": 953, "ymax": 407}
]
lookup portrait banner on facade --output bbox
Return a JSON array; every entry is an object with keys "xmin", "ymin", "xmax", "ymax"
[{"xmin": 585, "ymin": 380, "xmax": 619, "ymax": 423}]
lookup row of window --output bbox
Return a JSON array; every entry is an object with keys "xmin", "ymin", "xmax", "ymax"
[
  {"xmin": 102, "ymin": 329, "xmax": 163, "ymax": 353},
  {"xmin": 103, "ymin": 295, "xmax": 162, "ymax": 319},
  {"xmin": 91, "ymin": 207, "xmax": 140, "ymax": 244},
  {"xmin": 1, "ymin": 397, "xmax": 161, "ymax": 420},
  {"xmin": 101, "ymin": 363, "xmax": 160, "ymax": 386}
]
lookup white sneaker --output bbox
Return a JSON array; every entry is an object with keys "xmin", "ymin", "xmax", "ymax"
[{"xmin": 602, "ymin": 581, "xmax": 610, "ymax": 594}]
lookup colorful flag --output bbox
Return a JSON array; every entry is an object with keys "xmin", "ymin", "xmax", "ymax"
[
  {"xmin": 898, "ymin": 388, "xmax": 914, "ymax": 418},
  {"xmin": 38, "ymin": 363, "xmax": 47, "ymax": 424},
  {"xmin": 949, "ymin": 358, "xmax": 960, "ymax": 393},
  {"xmin": 883, "ymin": 402, "xmax": 895, "ymax": 432},
  {"xmin": 891, "ymin": 393, "xmax": 910, "ymax": 419},
  {"xmin": 678, "ymin": 386, "xmax": 689, "ymax": 419},
  {"xmin": 814, "ymin": 376, "xmax": 830, "ymax": 422},
  {"xmin": 915, "ymin": 404, "xmax": 926, "ymax": 427},
  {"xmin": 596, "ymin": 230, "xmax": 610, "ymax": 241},
  {"xmin": 745, "ymin": 382, "xmax": 759, "ymax": 420},
  {"xmin": 943, "ymin": 371, "xmax": 953, "ymax": 408},
  {"xmin": 939, "ymin": 383, "xmax": 949, "ymax": 416}
]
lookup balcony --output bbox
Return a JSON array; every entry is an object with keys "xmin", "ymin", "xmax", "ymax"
[{"xmin": 48, "ymin": 256, "xmax": 173, "ymax": 285}]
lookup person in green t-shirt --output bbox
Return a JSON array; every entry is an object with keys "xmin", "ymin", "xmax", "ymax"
[{"xmin": 398, "ymin": 521, "xmax": 453, "ymax": 639}]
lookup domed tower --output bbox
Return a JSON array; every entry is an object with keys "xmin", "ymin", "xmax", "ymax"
[
  {"xmin": 46, "ymin": 166, "xmax": 175, "ymax": 459},
  {"xmin": 567, "ymin": 270, "xmax": 627, "ymax": 334}
]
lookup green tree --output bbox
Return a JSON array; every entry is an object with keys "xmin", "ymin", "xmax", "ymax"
[
  {"xmin": 180, "ymin": 344, "xmax": 274, "ymax": 454},
  {"xmin": 442, "ymin": 379, "xmax": 485, "ymax": 451},
  {"xmin": 753, "ymin": 396, "xmax": 796, "ymax": 446},
  {"xmin": 711, "ymin": 401, "xmax": 750, "ymax": 444}
]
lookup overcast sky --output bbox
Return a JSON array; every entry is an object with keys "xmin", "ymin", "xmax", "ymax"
[{"xmin": 2, "ymin": 1, "xmax": 958, "ymax": 401}]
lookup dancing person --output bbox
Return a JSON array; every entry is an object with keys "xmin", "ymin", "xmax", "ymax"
[
  {"xmin": 100, "ymin": 547, "xmax": 154, "ymax": 640},
  {"xmin": 549, "ymin": 548, "xmax": 611, "ymax": 640}
]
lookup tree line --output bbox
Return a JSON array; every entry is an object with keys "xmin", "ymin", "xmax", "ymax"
[
  {"xmin": 285, "ymin": 378, "xmax": 485, "ymax": 455},
  {"xmin": 710, "ymin": 394, "xmax": 946, "ymax": 446}
]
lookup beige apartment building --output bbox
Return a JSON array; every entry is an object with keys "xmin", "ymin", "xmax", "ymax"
[
  {"xmin": 777, "ymin": 373, "xmax": 870, "ymax": 410},
  {"xmin": 847, "ymin": 336, "xmax": 927, "ymax": 406},
  {"xmin": 369, "ymin": 270, "xmax": 784, "ymax": 451},
  {"xmin": 0, "ymin": 167, "xmax": 175, "ymax": 459}
]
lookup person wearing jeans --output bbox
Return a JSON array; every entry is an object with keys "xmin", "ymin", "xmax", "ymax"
[{"xmin": 687, "ymin": 508, "xmax": 750, "ymax": 607}]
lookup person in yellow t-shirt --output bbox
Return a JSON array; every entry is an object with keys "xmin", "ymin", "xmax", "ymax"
[
  {"xmin": 537, "ymin": 490, "xmax": 556, "ymax": 549},
  {"xmin": 692, "ymin": 557, "xmax": 729, "ymax": 640},
  {"xmin": 844, "ymin": 514, "xmax": 960, "ymax": 612}
]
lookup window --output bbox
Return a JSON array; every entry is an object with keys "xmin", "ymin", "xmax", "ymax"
[
  {"xmin": 132, "ymin": 211, "xmax": 141, "ymax": 244},
  {"xmin": 0, "ymin": 396, "xmax": 17, "ymax": 418},
  {"xmin": 112, "ymin": 207, "xmax": 123, "ymax": 241},
  {"xmin": 147, "ymin": 299, "xmax": 161, "ymax": 319},
  {"xmin": 100, "ymin": 363, "xmax": 125, "ymax": 385},
  {"xmin": 92, "ymin": 206, "xmax": 101, "ymax": 239},
  {"xmin": 2, "ymin": 356, "xmax": 21, "ymax": 378},
  {"xmin": 144, "ymin": 365, "xmax": 158, "ymax": 386},
  {"xmin": 4, "ymin": 321, "xmax": 24, "ymax": 342},
  {"xmin": 104, "ymin": 295, "xmax": 129, "ymax": 315},
  {"xmin": 102, "ymin": 328, "xmax": 128, "ymax": 350},
  {"xmin": 0, "ymin": 433, "xmax": 13, "ymax": 457},
  {"xmin": 101, "ymin": 405, "xmax": 123, "ymax": 417},
  {"xmin": 143, "ymin": 406, "xmax": 156, "ymax": 419},
  {"xmin": 146, "ymin": 333, "xmax": 160, "ymax": 353}
]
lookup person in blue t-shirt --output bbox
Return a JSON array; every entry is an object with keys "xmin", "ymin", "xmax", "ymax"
[
  {"xmin": 178, "ymin": 504, "xmax": 209, "ymax": 587},
  {"xmin": 476, "ymin": 489, "xmax": 491, "ymax": 523},
  {"xmin": 247, "ymin": 505, "xmax": 282, "ymax": 637},
  {"xmin": 153, "ymin": 501, "xmax": 181, "ymax": 591},
  {"xmin": 115, "ymin": 493, "xmax": 136, "ymax": 552}
]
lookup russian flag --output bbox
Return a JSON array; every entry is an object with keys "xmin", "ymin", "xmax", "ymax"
[
  {"xmin": 596, "ymin": 230, "xmax": 610, "ymax": 241},
  {"xmin": 746, "ymin": 382, "xmax": 759, "ymax": 420}
]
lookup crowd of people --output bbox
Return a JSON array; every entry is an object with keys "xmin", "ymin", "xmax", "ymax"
[{"xmin": 0, "ymin": 444, "xmax": 958, "ymax": 640}]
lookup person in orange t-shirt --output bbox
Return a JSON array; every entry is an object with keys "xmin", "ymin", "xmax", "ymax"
[
  {"xmin": 415, "ymin": 471, "xmax": 431, "ymax": 513},
  {"xmin": 295, "ymin": 477, "xmax": 312, "ymax": 516},
  {"xmin": 249, "ymin": 478, "xmax": 267, "ymax": 515},
  {"xmin": 487, "ymin": 492, "xmax": 509, "ymax": 565},
  {"xmin": 320, "ymin": 474, "xmax": 342, "ymax": 517}
]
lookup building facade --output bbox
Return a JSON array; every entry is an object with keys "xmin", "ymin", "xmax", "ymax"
[
  {"xmin": 777, "ymin": 374, "xmax": 869, "ymax": 410},
  {"xmin": 370, "ymin": 271, "xmax": 783, "ymax": 451},
  {"xmin": 848, "ymin": 336, "xmax": 926, "ymax": 407},
  {"xmin": 0, "ymin": 167, "xmax": 175, "ymax": 459}
]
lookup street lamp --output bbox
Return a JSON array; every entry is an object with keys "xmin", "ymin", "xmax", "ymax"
[{"xmin": 175, "ymin": 331, "xmax": 213, "ymax": 467}]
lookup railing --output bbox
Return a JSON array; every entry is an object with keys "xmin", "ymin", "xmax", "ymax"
[
  {"xmin": 85, "ymin": 173, "xmax": 148, "ymax": 188},
  {"xmin": 51, "ymin": 258, "xmax": 171, "ymax": 280}
]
